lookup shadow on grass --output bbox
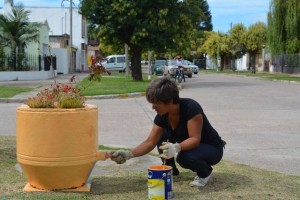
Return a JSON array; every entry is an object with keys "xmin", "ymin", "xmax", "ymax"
[
  {"xmin": 172, "ymin": 170, "xmax": 253, "ymax": 198},
  {"xmin": 198, "ymin": 172, "xmax": 253, "ymax": 192},
  {"xmin": 90, "ymin": 169, "xmax": 253, "ymax": 197},
  {"xmin": 91, "ymin": 175, "xmax": 146, "ymax": 195}
]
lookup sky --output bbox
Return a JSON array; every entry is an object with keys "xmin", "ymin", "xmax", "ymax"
[{"xmin": 0, "ymin": 0, "xmax": 270, "ymax": 33}]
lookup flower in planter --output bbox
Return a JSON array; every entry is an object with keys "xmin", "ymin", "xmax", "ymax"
[{"xmin": 25, "ymin": 55, "xmax": 111, "ymax": 109}]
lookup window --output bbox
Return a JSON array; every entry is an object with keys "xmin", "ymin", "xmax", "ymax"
[
  {"xmin": 117, "ymin": 57, "xmax": 125, "ymax": 63},
  {"xmin": 108, "ymin": 57, "xmax": 115, "ymax": 63}
]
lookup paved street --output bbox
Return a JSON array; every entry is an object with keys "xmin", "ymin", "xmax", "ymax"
[{"xmin": 0, "ymin": 72, "xmax": 300, "ymax": 176}]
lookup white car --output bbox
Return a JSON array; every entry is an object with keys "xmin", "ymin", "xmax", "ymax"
[
  {"xmin": 182, "ymin": 60, "xmax": 199, "ymax": 74},
  {"xmin": 167, "ymin": 59, "xmax": 193, "ymax": 78},
  {"xmin": 101, "ymin": 55, "xmax": 127, "ymax": 72}
]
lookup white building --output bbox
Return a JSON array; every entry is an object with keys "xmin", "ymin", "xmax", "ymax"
[
  {"xmin": 26, "ymin": 6, "xmax": 88, "ymax": 74},
  {"xmin": 0, "ymin": 0, "xmax": 88, "ymax": 74},
  {"xmin": 0, "ymin": 0, "xmax": 55, "ymax": 80}
]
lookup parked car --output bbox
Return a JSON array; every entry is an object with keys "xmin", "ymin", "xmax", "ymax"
[
  {"xmin": 101, "ymin": 55, "xmax": 128, "ymax": 72},
  {"xmin": 182, "ymin": 60, "xmax": 199, "ymax": 74},
  {"xmin": 167, "ymin": 59, "xmax": 193, "ymax": 78},
  {"xmin": 151, "ymin": 60, "xmax": 167, "ymax": 75}
]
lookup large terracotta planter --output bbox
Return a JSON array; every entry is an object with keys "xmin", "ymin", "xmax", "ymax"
[{"xmin": 16, "ymin": 104, "xmax": 107, "ymax": 190}]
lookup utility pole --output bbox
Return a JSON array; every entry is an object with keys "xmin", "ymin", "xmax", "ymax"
[
  {"xmin": 217, "ymin": 45, "xmax": 220, "ymax": 71},
  {"xmin": 70, "ymin": 0, "xmax": 73, "ymax": 73},
  {"xmin": 147, "ymin": 51, "xmax": 152, "ymax": 80},
  {"xmin": 61, "ymin": 0, "xmax": 74, "ymax": 73},
  {"xmin": 125, "ymin": 44, "xmax": 129, "ymax": 77}
]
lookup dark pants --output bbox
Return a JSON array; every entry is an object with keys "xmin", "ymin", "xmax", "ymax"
[
  {"xmin": 157, "ymin": 132, "xmax": 223, "ymax": 178},
  {"xmin": 175, "ymin": 67, "xmax": 185, "ymax": 82}
]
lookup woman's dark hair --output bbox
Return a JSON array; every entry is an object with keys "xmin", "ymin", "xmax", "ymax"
[{"xmin": 146, "ymin": 77, "xmax": 179, "ymax": 104}]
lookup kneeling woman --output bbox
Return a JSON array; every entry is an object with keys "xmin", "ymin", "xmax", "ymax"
[{"xmin": 111, "ymin": 77, "xmax": 226, "ymax": 187}]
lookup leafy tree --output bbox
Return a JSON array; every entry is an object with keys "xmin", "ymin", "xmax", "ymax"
[
  {"xmin": 79, "ymin": 0, "xmax": 208, "ymax": 81},
  {"xmin": 228, "ymin": 23, "xmax": 247, "ymax": 59},
  {"xmin": 244, "ymin": 22, "xmax": 267, "ymax": 69},
  {"xmin": 88, "ymin": 24, "xmax": 124, "ymax": 56},
  {"xmin": 244, "ymin": 22, "xmax": 267, "ymax": 52},
  {"xmin": 199, "ymin": 31, "xmax": 229, "ymax": 68},
  {"xmin": 198, "ymin": 0, "xmax": 212, "ymax": 31},
  {"xmin": 0, "ymin": 6, "xmax": 40, "ymax": 71},
  {"xmin": 187, "ymin": 0, "xmax": 212, "ymax": 60},
  {"xmin": 190, "ymin": 29, "xmax": 205, "ymax": 58},
  {"xmin": 267, "ymin": 0, "xmax": 300, "ymax": 54}
]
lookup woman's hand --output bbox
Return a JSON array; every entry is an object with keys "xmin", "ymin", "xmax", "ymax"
[
  {"xmin": 110, "ymin": 150, "xmax": 134, "ymax": 164},
  {"xmin": 159, "ymin": 142, "xmax": 181, "ymax": 159}
]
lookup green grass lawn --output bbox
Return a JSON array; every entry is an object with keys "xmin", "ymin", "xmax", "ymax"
[
  {"xmin": 80, "ymin": 75, "xmax": 152, "ymax": 96},
  {"xmin": 202, "ymin": 69, "xmax": 300, "ymax": 82},
  {"xmin": 0, "ymin": 86, "xmax": 32, "ymax": 98},
  {"xmin": 1, "ymin": 136, "xmax": 299, "ymax": 200}
]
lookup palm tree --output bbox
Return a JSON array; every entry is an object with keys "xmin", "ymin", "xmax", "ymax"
[{"xmin": 0, "ymin": 6, "xmax": 41, "ymax": 70}]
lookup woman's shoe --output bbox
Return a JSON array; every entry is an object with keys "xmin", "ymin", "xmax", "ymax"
[{"xmin": 189, "ymin": 172, "xmax": 212, "ymax": 187}]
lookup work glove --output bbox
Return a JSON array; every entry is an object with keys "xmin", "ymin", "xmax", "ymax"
[
  {"xmin": 110, "ymin": 150, "xmax": 134, "ymax": 164},
  {"xmin": 159, "ymin": 142, "xmax": 181, "ymax": 159}
]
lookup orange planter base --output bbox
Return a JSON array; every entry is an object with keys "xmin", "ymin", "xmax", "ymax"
[
  {"xmin": 23, "ymin": 182, "xmax": 91, "ymax": 192},
  {"xmin": 16, "ymin": 104, "xmax": 108, "ymax": 191}
]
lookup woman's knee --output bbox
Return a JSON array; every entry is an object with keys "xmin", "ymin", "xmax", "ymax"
[{"xmin": 176, "ymin": 152, "xmax": 195, "ymax": 168}]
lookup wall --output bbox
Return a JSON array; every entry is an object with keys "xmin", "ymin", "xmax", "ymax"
[
  {"xmin": 0, "ymin": 70, "xmax": 54, "ymax": 81},
  {"xmin": 26, "ymin": 7, "xmax": 88, "ymax": 73},
  {"xmin": 52, "ymin": 48, "xmax": 68, "ymax": 74},
  {"xmin": 26, "ymin": 22, "xmax": 50, "ymax": 70},
  {"xmin": 236, "ymin": 54, "xmax": 248, "ymax": 71}
]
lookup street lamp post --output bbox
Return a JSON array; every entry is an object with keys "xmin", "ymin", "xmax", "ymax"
[
  {"xmin": 69, "ymin": 0, "xmax": 73, "ymax": 73},
  {"xmin": 125, "ymin": 44, "xmax": 129, "ymax": 77},
  {"xmin": 148, "ymin": 51, "xmax": 152, "ymax": 80},
  {"xmin": 61, "ymin": 0, "xmax": 73, "ymax": 73}
]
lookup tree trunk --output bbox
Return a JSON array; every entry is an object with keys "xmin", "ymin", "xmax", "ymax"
[{"xmin": 130, "ymin": 44, "xmax": 143, "ymax": 81}]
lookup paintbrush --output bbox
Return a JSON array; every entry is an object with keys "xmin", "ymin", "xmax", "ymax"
[{"xmin": 162, "ymin": 140, "xmax": 169, "ymax": 168}]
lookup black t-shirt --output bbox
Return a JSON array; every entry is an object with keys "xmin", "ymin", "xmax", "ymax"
[{"xmin": 154, "ymin": 98, "xmax": 223, "ymax": 147}]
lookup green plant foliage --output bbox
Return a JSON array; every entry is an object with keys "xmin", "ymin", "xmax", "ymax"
[
  {"xmin": 244, "ymin": 22, "xmax": 267, "ymax": 53},
  {"xmin": 25, "ymin": 56, "xmax": 111, "ymax": 109},
  {"xmin": 79, "ymin": 0, "xmax": 211, "ymax": 81},
  {"xmin": 199, "ymin": 31, "xmax": 229, "ymax": 59},
  {"xmin": 267, "ymin": 0, "xmax": 300, "ymax": 54},
  {"xmin": 227, "ymin": 24, "xmax": 247, "ymax": 59},
  {"xmin": 0, "ymin": 6, "xmax": 41, "ymax": 71}
]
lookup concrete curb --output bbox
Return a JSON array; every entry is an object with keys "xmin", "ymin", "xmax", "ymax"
[
  {"xmin": 0, "ymin": 98, "xmax": 25, "ymax": 103},
  {"xmin": 85, "ymin": 92, "xmax": 146, "ymax": 100}
]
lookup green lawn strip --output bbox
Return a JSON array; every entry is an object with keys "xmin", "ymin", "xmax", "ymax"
[
  {"xmin": 1, "ymin": 136, "xmax": 299, "ymax": 199},
  {"xmin": 0, "ymin": 73, "xmax": 154, "ymax": 98},
  {"xmin": 0, "ymin": 86, "xmax": 33, "ymax": 98},
  {"xmin": 201, "ymin": 69, "xmax": 300, "ymax": 82},
  {"xmin": 80, "ymin": 75, "xmax": 152, "ymax": 96}
]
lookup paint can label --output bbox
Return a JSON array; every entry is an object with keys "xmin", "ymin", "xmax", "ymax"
[{"xmin": 148, "ymin": 165, "xmax": 174, "ymax": 200}]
